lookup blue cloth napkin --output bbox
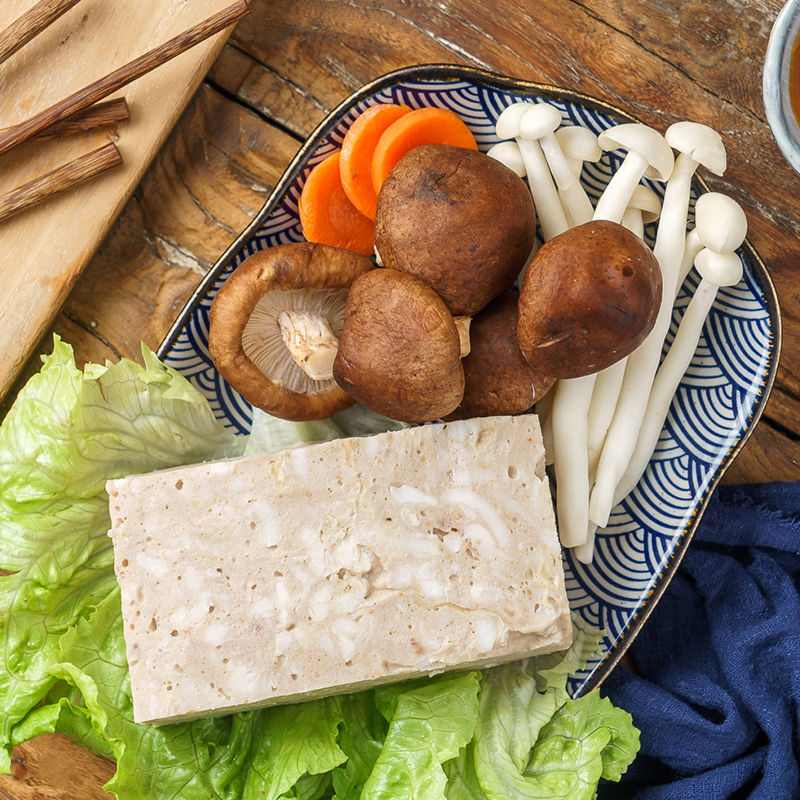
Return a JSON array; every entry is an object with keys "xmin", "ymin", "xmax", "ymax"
[{"xmin": 598, "ymin": 482, "xmax": 800, "ymax": 800}]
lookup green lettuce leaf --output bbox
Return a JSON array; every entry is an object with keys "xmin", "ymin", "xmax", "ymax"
[
  {"xmin": 362, "ymin": 672, "xmax": 481, "ymax": 800},
  {"xmin": 472, "ymin": 626, "xmax": 638, "ymax": 799},
  {"xmin": 526, "ymin": 693, "xmax": 639, "ymax": 791},
  {"xmin": 443, "ymin": 742, "xmax": 487, "ymax": 800},
  {"xmin": 332, "ymin": 693, "xmax": 387, "ymax": 800},
  {"xmin": 0, "ymin": 336, "xmax": 241, "ymax": 771}
]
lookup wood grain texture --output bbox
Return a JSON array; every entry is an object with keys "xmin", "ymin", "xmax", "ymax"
[
  {"xmin": 0, "ymin": 1, "xmax": 249, "ymax": 155},
  {"xmin": 0, "ymin": 0, "xmax": 83, "ymax": 65},
  {"xmin": 0, "ymin": 0, "xmax": 246, "ymax": 404},
  {"xmin": 0, "ymin": 140, "xmax": 121, "ymax": 221},
  {"xmin": 32, "ymin": 97, "xmax": 129, "ymax": 140},
  {"xmin": 2, "ymin": 0, "xmax": 800, "ymax": 796},
  {"xmin": 0, "ymin": 735, "xmax": 114, "ymax": 799}
]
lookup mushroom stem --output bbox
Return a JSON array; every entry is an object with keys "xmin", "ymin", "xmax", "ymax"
[
  {"xmin": 495, "ymin": 102, "xmax": 569, "ymax": 242},
  {"xmin": 589, "ymin": 125, "xmax": 725, "ymax": 529},
  {"xmin": 611, "ymin": 194, "xmax": 746, "ymax": 505},
  {"xmin": 453, "ymin": 315, "xmax": 472, "ymax": 358},
  {"xmin": 552, "ymin": 374, "xmax": 595, "ymax": 547},
  {"xmin": 521, "ymin": 104, "xmax": 595, "ymax": 227},
  {"xmin": 677, "ymin": 228, "xmax": 703, "ymax": 290},
  {"xmin": 278, "ymin": 309, "xmax": 340, "ymax": 382}
]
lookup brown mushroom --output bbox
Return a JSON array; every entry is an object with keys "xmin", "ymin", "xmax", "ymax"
[
  {"xmin": 374, "ymin": 143, "xmax": 536, "ymax": 316},
  {"xmin": 516, "ymin": 220, "xmax": 662, "ymax": 379},
  {"xmin": 208, "ymin": 242, "xmax": 374, "ymax": 420},
  {"xmin": 445, "ymin": 290, "xmax": 556, "ymax": 420},
  {"xmin": 332, "ymin": 268, "xmax": 464, "ymax": 422}
]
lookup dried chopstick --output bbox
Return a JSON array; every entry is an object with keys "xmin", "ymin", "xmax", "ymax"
[
  {"xmin": 0, "ymin": 141, "xmax": 121, "ymax": 222},
  {"xmin": 33, "ymin": 98, "xmax": 130, "ymax": 140},
  {"xmin": 0, "ymin": 0, "xmax": 84, "ymax": 66},
  {"xmin": 0, "ymin": 0, "xmax": 249, "ymax": 157}
]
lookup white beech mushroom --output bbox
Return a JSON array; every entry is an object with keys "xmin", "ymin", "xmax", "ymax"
[
  {"xmin": 208, "ymin": 242, "xmax": 374, "ymax": 421},
  {"xmin": 555, "ymin": 125, "xmax": 603, "ymax": 179},
  {"xmin": 486, "ymin": 140, "xmax": 526, "ymax": 177},
  {"xmin": 593, "ymin": 123, "xmax": 674, "ymax": 222},
  {"xmin": 547, "ymin": 123, "xmax": 672, "ymax": 550},
  {"xmin": 620, "ymin": 183, "xmax": 662, "ymax": 239},
  {"xmin": 520, "ymin": 103, "xmax": 595, "ymax": 227},
  {"xmin": 496, "ymin": 102, "xmax": 569, "ymax": 241},
  {"xmin": 612, "ymin": 193, "xmax": 747, "ymax": 505},
  {"xmin": 589, "ymin": 122, "xmax": 725, "ymax": 529}
]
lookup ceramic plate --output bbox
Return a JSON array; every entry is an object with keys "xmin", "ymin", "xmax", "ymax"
[{"xmin": 158, "ymin": 64, "xmax": 781, "ymax": 696}]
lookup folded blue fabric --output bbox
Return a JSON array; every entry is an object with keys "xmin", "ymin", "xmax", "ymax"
[{"xmin": 599, "ymin": 482, "xmax": 800, "ymax": 800}]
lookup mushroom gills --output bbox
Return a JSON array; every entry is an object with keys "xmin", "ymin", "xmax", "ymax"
[{"xmin": 242, "ymin": 288, "xmax": 348, "ymax": 393}]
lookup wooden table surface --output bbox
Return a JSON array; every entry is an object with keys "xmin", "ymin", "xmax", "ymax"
[{"xmin": 2, "ymin": 0, "xmax": 800, "ymax": 796}]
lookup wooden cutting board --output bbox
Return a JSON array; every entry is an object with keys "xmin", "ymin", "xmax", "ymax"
[{"xmin": 0, "ymin": 0, "xmax": 240, "ymax": 401}]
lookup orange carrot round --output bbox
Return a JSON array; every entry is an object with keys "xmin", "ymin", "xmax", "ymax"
[
  {"xmin": 371, "ymin": 107, "xmax": 478, "ymax": 194},
  {"xmin": 298, "ymin": 150, "xmax": 375, "ymax": 256},
  {"xmin": 340, "ymin": 103, "xmax": 411, "ymax": 220}
]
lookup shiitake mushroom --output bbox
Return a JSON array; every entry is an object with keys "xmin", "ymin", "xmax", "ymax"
[
  {"xmin": 516, "ymin": 220, "xmax": 662, "ymax": 379},
  {"xmin": 374, "ymin": 143, "xmax": 536, "ymax": 316}
]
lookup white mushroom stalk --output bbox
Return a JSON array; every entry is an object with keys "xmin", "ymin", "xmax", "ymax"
[
  {"xmin": 278, "ymin": 309, "xmax": 340, "ymax": 382},
  {"xmin": 612, "ymin": 193, "xmax": 747, "ymax": 505},
  {"xmin": 549, "ymin": 124, "xmax": 672, "ymax": 551},
  {"xmin": 578, "ymin": 185, "xmax": 662, "ymax": 564},
  {"xmin": 496, "ymin": 102, "xmax": 569, "ymax": 242},
  {"xmin": 520, "ymin": 104, "xmax": 594, "ymax": 227},
  {"xmin": 587, "ymin": 185, "xmax": 662, "ymax": 477},
  {"xmin": 589, "ymin": 121, "xmax": 725, "ymax": 529}
]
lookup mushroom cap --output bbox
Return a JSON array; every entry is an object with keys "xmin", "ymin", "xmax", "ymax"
[
  {"xmin": 665, "ymin": 121, "xmax": 727, "ymax": 176},
  {"xmin": 517, "ymin": 220, "xmax": 663, "ymax": 378},
  {"xmin": 445, "ymin": 290, "xmax": 556, "ymax": 420},
  {"xmin": 495, "ymin": 102, "xmax": 532, "ymax": 140},
  {"xmin": 694, "ymin": 249, "xmax": 743, "ymax": 287},
  {"xmin": 555, "ymin": 125, "xmax": 603, "ymax": 169},
  {"xmin": 374, "ymin": 143, "xmax": 536, "ymax": 316},
  {"xmin": 694, "ymin": 192, "xmax": 748, "ymax": 253},
  {"xmin": 519, "ymin": 103, "xmax": 563, "ymax": 140},
  {"xmin": 486, "ymin": 140, "xmax": 526, "ymax": 177},
  {"xmin": 332, "ymin": 268, "xmax": 464, "ymax": 423},
  {"xmin": 598, "ymin": 123, "xmax": 674, "ymax": 181},
  {"xmin": 628, "ymin": 184, "xmax": 662, "ymax": 224},
  {"xmin": 208, "ymin": 242, "xmax": 374, "ymax": 421}
]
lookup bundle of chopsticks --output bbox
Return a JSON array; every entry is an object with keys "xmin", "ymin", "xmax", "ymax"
[{"xmin": 0, "ymin": 0, "xmax": 249, "ymax": 223}]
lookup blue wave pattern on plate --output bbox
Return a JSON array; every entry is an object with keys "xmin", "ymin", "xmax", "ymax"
[{"xmin": 162, "ymin": 77, "xmax": 774, "ymax": 696}]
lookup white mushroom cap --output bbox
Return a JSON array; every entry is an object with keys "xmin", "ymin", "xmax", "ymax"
[
  {"xmin": 694, "ymin": 192, "xmax": 748, "ymax": 253},
  {"xmin": 495, "ymin": 102, "xmax": 532, "ymax": 139},
  {"xmin": 628, "ymin": 184, "xmax": 662, "ymax": 224},
  {"xmin": 555, "ymin": 125, "xmax": 602, "ymax": 173},
  {"xmin": 598, "ymin": 123, "xmax": 674, "ymax": 181},
  {"xmin": 519, "ymin": 103, "xmax": 563, "ymax": 140},
  {"xmin": 694, "ymin": 249, "xmax": 743, "ymax": 286},
  {"xmin": 665, "ymin": 121, "xmax": 726, "ymax": 176},
  {"xmin": 486, "ymin": 140, "xmax": 526, "ymax": 177}
]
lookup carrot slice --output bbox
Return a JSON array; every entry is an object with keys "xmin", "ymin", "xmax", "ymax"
[
  {"xmin": 371, "ymin": 107, "xmax": 478, "ymax": 195},
  {"xmin": 340, "ymin": 103, "xmax": 411, "ymax": 219},
  {"xmin": 298, "ymin": 150, "xmax": 375, "ymax": 256}
]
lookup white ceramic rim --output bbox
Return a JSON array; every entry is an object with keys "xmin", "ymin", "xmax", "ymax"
[{"xmin": 764, "ymin": 0, "xmax": 800, "ymax": 173}]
